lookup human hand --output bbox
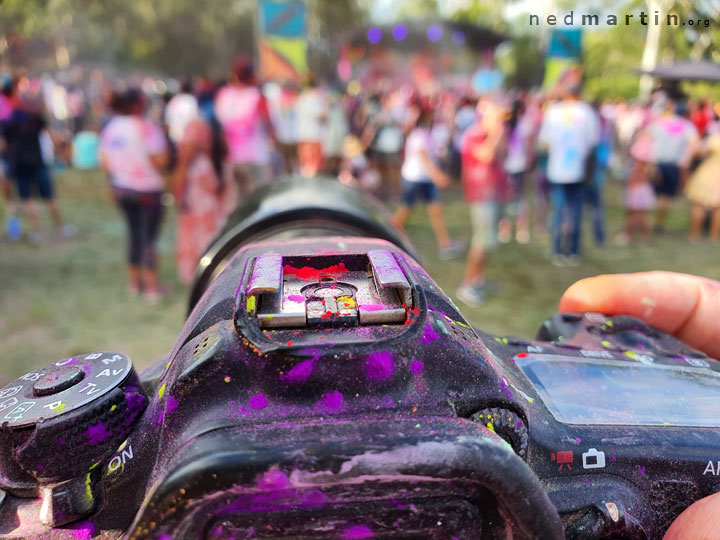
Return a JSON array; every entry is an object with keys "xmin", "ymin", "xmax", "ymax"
[
  {"xmin": 559, "ymin": 271, "xmax": 720, "ymax": 359},
  {"xmin": 559, "ymin": 271, "xmax": 720, "ymax": 539}
]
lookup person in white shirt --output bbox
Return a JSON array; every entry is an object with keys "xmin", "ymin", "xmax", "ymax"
[
  {"xmin": 164, "ymin": 81, "xmax": 199, "ymax": 146},
  {"xmin": 295, "ymin": 76, "xmax": 326, "ymax": 177},
  {"xmin": 645, "ymin": 99, "xmax": 699, "ymax": 232},
  {"xmin": 393, "ymin": 108, "xmax": 461, "ymax": 261},
  {"xmin": 538, "ymin": 86, "xmax": 600, "ymax": 265}
]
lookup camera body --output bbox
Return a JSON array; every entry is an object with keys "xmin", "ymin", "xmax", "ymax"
[{"xmin": 0, "ymin": 179, "xmax": 718, "ymax": 539}]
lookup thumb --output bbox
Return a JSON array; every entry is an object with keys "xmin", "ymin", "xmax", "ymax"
[
  {"xmin": 558, "ymin": 271, "xmax": 720, "ymax": 359},
  {"xmin": 663, "ymin": 491, "xmax": 720, "ymax": 539}
]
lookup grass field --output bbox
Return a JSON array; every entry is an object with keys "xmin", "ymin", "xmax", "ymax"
[{"xmin": 1, "ymin": 169, "xmax": 719, "ymax": 384}]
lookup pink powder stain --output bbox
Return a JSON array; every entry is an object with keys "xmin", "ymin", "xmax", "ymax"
[
  {"xmin": 282, "ymin": 359, "xmax": 315, "ymax": 384},
  {"xmin": 283, "ymin": 263, "xmax": 348, "ymax": 280},
  {"xmin": 322, "ymin": 390, "xmax": 343, "ymax": 410},
  {"xmin": 166, "ymin": 395, "xmax": 179, "ymax": 414},
  {"xmin": 421, "ymin": 323, "xmax": 439, "ymax": 344},
  {"xmin": 663, "ymin": 119, "xmax": 686, "ymax": 135},
  {"xmin": 359, "ymin": 304, "xmax": 385, "ymax": 311},
  {"xmin": 409, "ymin": 360, "xmax": 424, "ymax": 375},
  {"xmin": 64, "ymin": 521, "xmax": 96, "ymax": 540},
  {"xmin": 342, "ymin": 525, "xmax": 374, "ymax": 539},
  {"xmin": 302, "ymin": 489, "xmax": 328, "ymax": 508},
  {"xmin": 258, "ymin": 470, "xmax": 291, "ymax": 490},
  {"xmin": 365, "ymin": 351, "xmax": 394, "ymax": 381},
  {"xmin": 286, "ymin": 294, "xmax": 305, "ymax": 303},
  {"xmin": 84, "ymin": 422, "xmax": 110, "ymax": 445},
  {"xmin": 249, "ymin": 393, "xmax": 269, "ymax": 410}
]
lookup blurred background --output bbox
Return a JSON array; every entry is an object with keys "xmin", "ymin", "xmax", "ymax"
[{"xmin": 1, "ymin": 0, "xmax": 720, "ymax": 382}]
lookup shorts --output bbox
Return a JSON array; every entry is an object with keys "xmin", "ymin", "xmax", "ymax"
[
  {"xmin": 508, "ymin": 171, "xmax": 528, "ymax": 212},
  {"xmin": 402, "ymin": 179, "xmax": 438, "ymax": 206},
  {"xmin": 14, "ymin": 164, "xmax": 54, "ymax": 201},
  {"xmin": 469, "ymin": 201, "xmax": 499, "ymax": 250},
  {"xmin": 370, "ymin": 150, "xmax": 401, "ymax": 166},
  {"xmin": 655, "ymin": 163, "xmax": 681, "ymax": 197}
]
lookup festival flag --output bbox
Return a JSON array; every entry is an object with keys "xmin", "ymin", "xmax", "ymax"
[
  {"xmin": 258, "ymin": 0, "xmax": 308, "ymax": 82},
  {"xmin": 543, "ymin": 28, "xmax": 583, "ymax": 93}
]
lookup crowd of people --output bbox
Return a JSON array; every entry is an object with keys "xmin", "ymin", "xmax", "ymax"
[{"xmin": 2, "ymin": 60, "xmax": 720, "ymax": 305}]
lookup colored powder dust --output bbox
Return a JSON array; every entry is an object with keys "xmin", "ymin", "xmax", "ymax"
[
  {"xmin": 421, "ymin": 323, "xmax": 439, "ymax": 344},
  {"xmin": 249, "ymin": 394, "xmax": 269, "ymax": 410},
  {"xmin": 258, "ymin": 470, "xmax": 291, "ymax": 490},
  {"xmin": 365, "ymin": 352, "xmax": 394, "ymax": 381},
  {"xmin": 85, "ymin": 423, "xmax": 110, "ymax": 445},
  {"xmin": 359, "ymin": 304, "xmax": 384, "ymax": 311},
  {"xmin": 283, "ymin": 263, "xmax": 348, "ymax": 280},
  {"xmin": 287, "ymin": 294, "xmax": 305, "ymax": 303},
  {"xmin": 282, "ymin": 359, "xmax": 315, "ymax": 384},
  {"xmin": 224, "ymin": 376, "xmax": 232, "ymax": 383},
  {"xmin": 323, "ymin": 390, "xmax": 344, "ymax": 410},
  {"xmin": 409, "ymin": 359, "xmax": 424, "ymax": 375},
  {"xmin": 342, "ymin": 525, "xmax": 374, "ymax": 539},
  {"xmin": 65, "ymin": 522, "xmax": 96, "ymax": 540},
  {"xmin": 302, "ymin": 489, "xmax": 328, "ymax": 508},
  {"xmin": 166, "ymin": 395, "xmax": 179, "ymax": 415}
]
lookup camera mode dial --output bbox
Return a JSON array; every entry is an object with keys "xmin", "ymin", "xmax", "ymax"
[{"xmin": 0, "ymin": 352, "xmax": 147, "ymax": 487}]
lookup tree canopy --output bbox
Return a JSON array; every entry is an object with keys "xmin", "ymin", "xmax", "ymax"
[{"xmin": 1, "ymin": 0, "xmax": 719, "ymax": 99}]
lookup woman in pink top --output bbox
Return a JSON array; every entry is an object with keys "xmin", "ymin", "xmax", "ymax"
[
  {"xmin": 215, "ymin": 60, "xmax": 276, "ymax": 201},
  {"xmin": 100, "ymin": 89, "xmax": 169, "ymax": 302}
]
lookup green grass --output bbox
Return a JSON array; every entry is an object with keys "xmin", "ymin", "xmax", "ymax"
[{"xmin": 1, "ymin": 169, "xmax": 719, "ymax": 384}]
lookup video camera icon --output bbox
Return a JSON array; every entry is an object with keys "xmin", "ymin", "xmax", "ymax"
[{"xmin": 582, "ymin": 448, "xmax": 606, "ymax": 469}]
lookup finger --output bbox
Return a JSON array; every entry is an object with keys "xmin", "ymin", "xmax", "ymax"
[
  {"xmin": 558, "ymin": 271, "xmax": 720, "ymax": 359},
  {"xmin": 664, "ymin": 491, "xmax": 720, "ymax": 539}
]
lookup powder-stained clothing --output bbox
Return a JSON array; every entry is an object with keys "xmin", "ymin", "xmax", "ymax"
[
  {"xmin": 175, "ymin": 119, "xmax": 224, "ymax": 284},
  {"xmin": 215, "ymin": 85, "xmax": 271, "ymax": 165},
  {"xmin": 100, "ymin": 115, "xmax": 167, "ymax": 192}
]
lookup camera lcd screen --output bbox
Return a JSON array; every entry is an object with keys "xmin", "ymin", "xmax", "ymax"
[{"xmin": 517, "ymin": 355, "xmax": 720, "ymax": 427}]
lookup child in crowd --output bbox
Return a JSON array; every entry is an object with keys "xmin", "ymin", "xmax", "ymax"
[{"xmin": 619, "ymin": 131, "xmax": 655, "ymax": 243}]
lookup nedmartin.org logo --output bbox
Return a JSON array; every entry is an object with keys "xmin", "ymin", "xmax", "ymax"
[{"xmin": 529, "ymin": 10, "xmax": 711, "ymax": 28}]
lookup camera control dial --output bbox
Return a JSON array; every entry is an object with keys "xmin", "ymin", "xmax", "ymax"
[{"xmin": 0, "ymin": 352, "xmax": 147, "ymax": 488}]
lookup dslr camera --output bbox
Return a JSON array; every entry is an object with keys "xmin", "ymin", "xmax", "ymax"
[{"xmin": 1, "ymin": 179, "xmax": 718, "ymax": 539}]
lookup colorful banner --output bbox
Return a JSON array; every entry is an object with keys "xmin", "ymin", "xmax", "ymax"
[
  {"xmin": 258, "ymin": 0, "xmax": 308, "ymax": 82},
  {"xmin": 543, "ymin": 28, "xmax": 583, "ymax": 92}
]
